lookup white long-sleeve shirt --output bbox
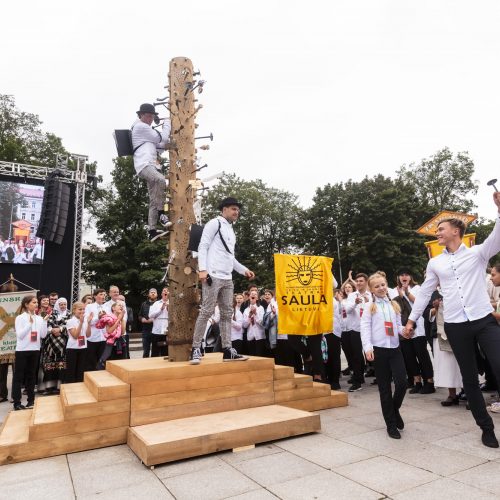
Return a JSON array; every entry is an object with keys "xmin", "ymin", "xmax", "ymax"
[
  {"xmin": 333, "ymin": 299, "xmax": 342, "ymax": 338},
  {"xmin": 409, "ymin": 212, "xmax": 500, "ymax": 324},
  {"xmin": 231, "ymin": 308, "xmax": 244, "ymax": 341},
  {"xmin": 360, "ymin": 298, "xmax": 403, "ymax": 352},
  {"xmin": 148, "ymin": 300, "xmax": 169, "ymax": 335},
  {"xmin": 198, "ymin": 216, "xmax": 248, "ymax": 280},
  {"xmin": 388, "ymin": 285, "xmax": 425, "ymax": 338},
  {"xmin": 84, "ymin": 302, "xmax": 106, "ymax": 342},
  {"xmin": 344, "ymin": 290, "xmax": 372, "ymax": 331},
  {"xmin": 243, "ymin": 305, "xmax": 265, "ymax": 341},
  {"xmin": 131, "ymin": 118, "xmax": 171, "ymax": 174},
  {"xmin": 15, "ymin": 312, "xmax": 47, "ymax": 351}
]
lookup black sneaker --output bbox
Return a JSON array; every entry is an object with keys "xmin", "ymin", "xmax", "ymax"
[
  {"xmin": 13, "ymin": 404, "xmax": 26, "ymax": 411},
  {"xmin": 25, "ymin": 402, "xmax": 34, "ymax": 409},
  {"xmin": 190, "ymin": 347, "xmax": 202, "ymax": 365},
  {"xmin": 223, "ymin": 347, "xmax": 248, "ymax": 362},
  {"xmin": 348, "ymin": 384, "xmax": 362, "ymax": 392},
  {"xmin": 331, "ymin": 382, "xmax": 341, "ymax": 390},
  {"xmin": 419, "ymin": 382, "xmax": 435, "ymax": 394},
  {"xmin": 387, "ymin": 427, "xmax": 401, "ymax": 439},
  {"xmin": 409, "ymin": 382, "xmax": 423, "ymax": 394},
  {"xmin": 395, "ymin": 411, "xmax": 404, "ymax": 430},
  {"xmin": 482, "ymin": 429, "xmax": 499, "ymax": 448},
  {"xmin": 342, "ymin": 368, "xmax": 351, "ymax": 376}
]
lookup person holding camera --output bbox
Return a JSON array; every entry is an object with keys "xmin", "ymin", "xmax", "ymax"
[
  {"xmin": 132, "ymin": 103, "xmax": 172, "ymax": 241},
  {"xmin": 190, "ymin": 197, "xmax": 255, "ymax": 364}
]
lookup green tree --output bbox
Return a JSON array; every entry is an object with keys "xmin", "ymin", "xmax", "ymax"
[
  {"xmin": 0, "ymin": 94, "xmax": 67, "ymax": 166},
  {"xmin": 202, "ymin": 173, "xmax": 303, "ymax": 290},
  {"xmin": 81, "ymin": 157, "xmax": 166, "ymax": 314},
  {"xmin": 397, "ymin": 147, "xmax": 478, "ymax": 215}
]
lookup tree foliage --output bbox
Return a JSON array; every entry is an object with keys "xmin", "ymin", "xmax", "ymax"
[{"xmin": 202, "ymin": 173, "xmax": 303, "ymax": 290}]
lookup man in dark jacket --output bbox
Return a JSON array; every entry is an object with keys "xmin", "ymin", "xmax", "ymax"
[{"xmin": 138, "ymin": 288, "xmax": 158, "ymax": 357}]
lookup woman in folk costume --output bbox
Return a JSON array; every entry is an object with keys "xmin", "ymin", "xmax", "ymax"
[{"xmin": 42, "ymin": 297, "xmax": 70, "ymax": 394}]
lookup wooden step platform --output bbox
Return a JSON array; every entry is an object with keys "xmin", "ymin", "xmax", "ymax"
[{"xmin": 128, "ymin": 405, "xmax": 320, "ymax": 466}]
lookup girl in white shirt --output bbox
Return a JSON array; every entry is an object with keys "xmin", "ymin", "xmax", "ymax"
[
  {"xmin": 12, "ymin": 295, "xmax": 48, "ymax": 410},
  {"xmin": 361, "ymin": 272, "xmax": 407, "ymax": 439},
  {"xmin": 65, "ymin": 302, "xmax": 89, "ymax": 383},
  {"xmin": 231, "ymin": 295, "xmax": 244, "ymax": 353},
  {"xmin": 242, "ymin": 291, "xmax": 266, "ymax": 356}
]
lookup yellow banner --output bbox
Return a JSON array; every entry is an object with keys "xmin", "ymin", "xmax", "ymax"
[{"xmin": 274, "ymin": 254, "xmax": 333, "ymax": 335}]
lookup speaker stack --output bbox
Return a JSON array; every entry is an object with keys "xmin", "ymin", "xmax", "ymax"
[{"xmin": 36, "ymin": 172, "xmax": 71, "ymax": 244}]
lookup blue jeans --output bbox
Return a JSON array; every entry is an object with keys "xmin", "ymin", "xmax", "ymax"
[{"xmin": 142, "ymin": 332, "xmax": 153, "ymax": 358}]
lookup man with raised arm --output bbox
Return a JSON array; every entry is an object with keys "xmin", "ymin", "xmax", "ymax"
[{"xmin": 404, "ymin": 192, "xmax": 500, "ymax": 448}]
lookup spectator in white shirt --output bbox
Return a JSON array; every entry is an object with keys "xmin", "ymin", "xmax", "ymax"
[
  {"xmin": 131, "ymin": 103, "xmax": 172, "ymax": 241},
  {"xmin": 84, "ymin": 288, "xmax": 107, "ymax": 372},
  {"xmin": 338, "ymin": 282, "xmax": 354, "ymax": 376},
  {"xmin": 361, "ymin": 272, "xmax": 406, "ymax": 439},
  {"xmin": 491, "ymin": 264, "xmax": 500, "ymax": 322},
  {"xmin": 405, "ymin": 192, "xmax": 500, "ymax": 448},
  {"xmin": 65, "ymin": 302, "xmax": 89, "ymax": 383},
  {"xmin": 148, "ymin": 287, "xmax": 169, "ymax": 357},
  {"xmin": 231, "ymin": 295, "xmax": 244, "ymax": 353},
  {"xmin": 243, "ymin": 291, "xmax": 266, "ymax": 356}
]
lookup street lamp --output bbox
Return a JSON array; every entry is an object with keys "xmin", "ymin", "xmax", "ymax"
[{"xmin": 332, "ymin": 223, "xmax": 343, "ymax": 285}]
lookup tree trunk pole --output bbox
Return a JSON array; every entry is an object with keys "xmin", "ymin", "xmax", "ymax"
[{"xmin": 167, "ymin": 57, "xmax": 199, "ymax": 361}]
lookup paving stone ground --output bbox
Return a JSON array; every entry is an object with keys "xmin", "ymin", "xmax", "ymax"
[{"xmin": 1, "ymin": 353, "xmax": 500, "ymax": 499}]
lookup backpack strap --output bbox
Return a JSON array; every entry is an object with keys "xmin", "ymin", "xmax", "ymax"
[{"xmin": 217, "ymin": 220, "xmax": 232, "ymax": 254}]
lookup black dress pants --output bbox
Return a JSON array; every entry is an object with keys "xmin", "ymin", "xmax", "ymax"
[
  {"xmin": 232, "ymin": 339, "xmax": 243, "ymax": 353},
  {"xmin": 343, "ymin": 330, "xmax": 365, "ymax": 384},
  {"xmin": 445, "ymin": 314, "xmax": 500, "ymax": 431},
  {"xmin": 12, "ymin": 351, "xmax": 39, "ymax": 405},
  {"xmin": 373, "ymin": 346, "xmax": 407, "ymax": 429},
  {"xmin": 324, "ymin": 333, "xmax": 341, "ymax": 385},
  {"xmin": 86, "ymin": 341, "xmax": 105, "ymax": 372},
  {"xmin": 65, "ymin": 348, "xmax": 87, "ymax": 383},
  {"xmin": 400, "ymin": 335, "xmax": 434, "ymax": 380},
  {"xmin": 151, "ymin": 334, "xmax": 168, "ymax": 357},
  {"xmin": 0, "ymin": 363, "xmax": 9, "ymax": 399}
]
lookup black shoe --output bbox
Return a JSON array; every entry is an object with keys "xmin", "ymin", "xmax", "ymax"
[
  {"xmin": 331, "ymin": 382, "xmax": 341, "ymax": 390},
  {"xmin": 466, "ymin": 403, "xmax": 470, "ymax": 410},
  {"xmin": 395, "ymin": 411, "xmax": 404, "ymax": 430},
  {"xmin": 13, "ymin": 404, "xmax": 26, "ymax": 411},
  {"xmin": 409, "ymin": 382, "xmax": 423, "ymax": 394},
  {"xmin": 25, "ymin": 402, "xmax": 34, "ymax": 409},
  {"xmin": 419, "ymin": 382, "xmax": 436, "ymax": 394},
  {"xmin": 348, "ymin": 384, "xmax": 362, "ymax": 392},
  {"xmin": 347, "ymin": 378, "xmax": 353, "ymax": 384},
  {"xmin": 222, "ymin": 347, "xmax": 248, "ymax": 362},
  {"xmin": 342, "ymin": 368, "xmax": 351, "ymax": 376},
  {"xmin": 190, "ymin": 347, "xmax": 202, "ymax": 365},
  {"xmin": 0, "ymin": 397, "xmax": 8, "ymax": 403},
  {"xmin": 441, "ymin": 396, "xmax": 460, "ymax": 407},
  {"xmin": 365, "ymin": 368, "xmax": 375, "ymax": 378},
  {"xmin": 387, "ymin": 427, "xmax": 401, "ymax": 439},
  {"xmin": 482, "ymin": 429, "xmax": 499, "ymax": 448}
]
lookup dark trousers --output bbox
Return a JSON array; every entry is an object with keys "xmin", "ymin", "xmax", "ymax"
[
  {"xmin": 151, "ymin": 334, "xmax": 168, "ymax": 357},
  {"xmin": 12, "ymin": 351, "xmax": 39, "ymax": 405},
  {"xmin": 65, "ymin": 348, "xmax": 87, "ymax": 383},
  {"xmin": 400, "ymin": 335, "xmax": 434, "ymax": 380},
  {"xmin": 0, "ymin": 363, "xmax": 9, "ymax": 399},
  {"xmin": 287, "ymin": 335, "xmax": 325, "ymax": 379},
  {"xmin": 275, "ymin": 339, "xmax": 295, "ymax": 368},
  {"xmin": 247, "ymin": 339, "xmax": 266, "ymax": 357},
  {"xmin": 341, "ymin": 331, "xmax": 353, "ymax": 370},
  {"xmin": 142, "ymin": 332, "xmax": 153, "ymax": 358},
  {"xmin": 232, "ymin": 339, "xmax": 243, "ymax": 353},
  {"xmin": 324, "ymin": 334, "xmax": 341, "ymax": 385},
  {"xmin": 373, "ymin": 346, "xmax": 407, "ymax": 429},
  {"xmin": 86, "ymin": 341, "xmax": 105, "ymax": 372},
  {"xmin": 342, "ymin": 330, "xmax": 365, "ymax": 384},
  {"xmin": 445, "ymin": 314, "xmax": 500, "ymax": 431}
]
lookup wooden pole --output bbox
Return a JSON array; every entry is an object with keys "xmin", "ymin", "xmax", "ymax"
[{"xmin": 167, "ymin": 57, "xmax": 200, "ymax": 361}]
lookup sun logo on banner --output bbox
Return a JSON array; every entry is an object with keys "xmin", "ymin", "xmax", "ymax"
[{"xmin": 286, "ymin": 256, "xmax": 323, "ymax": 286}]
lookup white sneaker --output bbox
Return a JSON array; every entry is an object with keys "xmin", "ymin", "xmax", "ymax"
[{"xmin": 190, "ymin": 347, "xmax": 202, "ymax": 365}]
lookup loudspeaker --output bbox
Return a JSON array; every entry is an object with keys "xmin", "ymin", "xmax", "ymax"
[{"xmin": 36, "ymin": 174, "xmax": 71, "ymax": 244}]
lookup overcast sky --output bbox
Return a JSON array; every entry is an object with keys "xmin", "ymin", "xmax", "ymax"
[{"xmin": 3, "ymin": 1, "xmax": 500, "ymax": 235}]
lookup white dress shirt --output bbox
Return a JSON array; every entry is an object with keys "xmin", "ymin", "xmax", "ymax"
[
  {"xmin": 231, "ymin": 308, "xmax": 244, "ymax": 341},
  {"xmin": 333, "ymin": 299, "xmax": 342, "ymax": 338},
  {"xmin": 388, "ymin": 285, "xmax": 425, "ymax": 338},
  {"xmin": 15, "ymin": 312, "xmax": 48, "ymax": 351},
  {"xmin": 84, "ymin": 302, "xmax": 106, "ymax": 342},
  {"xmin": 66, "ymin": 316, "xmax": 87, "ymax": 349},
  {"xmin": 148, "ymin": 300, "xmax": 169, "ymax": 335},
  {"xmin": 360, "ymin": 298, "xmax": 403, "ymax": 352},
  {"xmin": 344, "ymin": 290, "xmax": 372, "ymax": 331},
  {"xmin": 243, "ymin": 305, "xmax": 265, "ymax": 341},
  {"xmin": 409, "ymin": 213, "xmax": 500, "ymax": 324},
  {"xmin": 131, "ymin": 118, "xmax": 171, "ymax": 174},
  {"xmin": 198, "ymin": 216, "xmax": 248, "ymax": 280}
]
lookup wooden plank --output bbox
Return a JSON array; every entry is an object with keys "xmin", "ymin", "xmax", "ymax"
[
  {"xmin": 132, "ymin": 381, "xmax": 273, "ymax": 411},
  {"xmin": 130, "ymin": 392, "xmax": 275, "ymax": 427},
  {"xmin": 61, "ymin": 382, "xmax": 96, "ymax": 405},
  {"xmin": 280, "ymin": 391, "xmax": 348, "ymax": 411},
  {"xmin": 273, "ymin": 365, "xmax": 294, "ymax": 380},
  {"xmin": 132, "ymin": 369, "xmax": 273, "ymax": 397},
  {"xmin": 0, "ymin": 426, "xmax": 128, "ymax": 465},
  {"xmin": 0, "ymin": 410, "xmax": 31, "ymax": 446},
  {"xmin": 294, "ymin": 373, "xmax": 313, "ymax": 384},
  {"xmin": 128, "ymin": 405, "xmax": 320, "ymax": 466},
  {"xmin": 83, "ymin": 371, "xmax": 130, "ymax": 401},
  {"xmin": 274, "ymin": 383, "xmax": 332, "ymax": 403},
  {"xmin": 107, "ymin": 356, "xmax": 275, "ymax": 384},
  {"xmin": 274, "ymin": 376, "xmax": 313, "ymax": 391}
]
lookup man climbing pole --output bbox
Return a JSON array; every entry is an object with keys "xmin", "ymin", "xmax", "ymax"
[{"xmin": 131, "ymin": 103, "xmax": 172, "ymax": 240}]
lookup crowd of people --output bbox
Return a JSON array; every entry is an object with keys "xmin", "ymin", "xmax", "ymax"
[{"xmin": 0, "ymin": 237, "xmax": 44, "ymax": 264}]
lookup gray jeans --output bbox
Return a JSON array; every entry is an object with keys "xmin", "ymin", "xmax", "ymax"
[
  {"xmin": 192, "ymin": 277, "xmax": 234, "ymax": 350},
  {"xmin": 138, "ymin": 164, "xmax": 166, "ymax": 229}
]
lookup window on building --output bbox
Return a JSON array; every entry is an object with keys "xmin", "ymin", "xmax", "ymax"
[
  {"xmin": 31, "ymin": 214, "xmax": 35, "ymax": 221},
  {"xmin": 22, "ymin": 213, "xmax": 26, "ymax": 219},
  {"xmin": 31, "ymin": 202, "xmax": 36, "ymax": 209}
]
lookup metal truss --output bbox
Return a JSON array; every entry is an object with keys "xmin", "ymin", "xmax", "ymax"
[{"xmin": 0, "ymin": 156, "xmax": 89, "ymax": 304}]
